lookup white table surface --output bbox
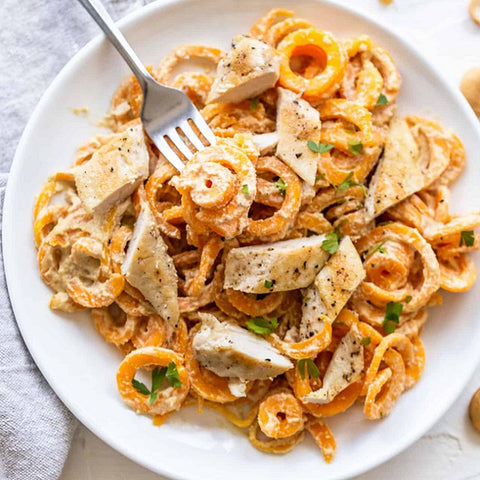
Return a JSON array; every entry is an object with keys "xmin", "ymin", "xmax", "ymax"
[{"xmin": 60, "ymin": 1, "xmax": 480, "ymax": 478}]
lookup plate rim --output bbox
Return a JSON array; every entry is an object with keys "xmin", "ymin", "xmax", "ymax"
[{"xmin": 3, "ymin": 1, "xmax": 480, "ymax": 479}]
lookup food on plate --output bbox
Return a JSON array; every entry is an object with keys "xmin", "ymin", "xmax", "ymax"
[
  {"xmin": 470, "ymin": 0, "xmax": 480, "ymax": 25},
  {"xmin": 33, "ymin": 8, "xmax": 480, "ymax": 462},
  {"xmin": 470, "ymin": 387, "xmax": 480, "ymax": 433},
  {"xmin": 461, "ymin": 67, "xmax": 480, "ymax": 117}
]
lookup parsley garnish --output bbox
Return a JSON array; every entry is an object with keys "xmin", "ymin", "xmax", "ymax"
[
  {"xmin": 274, "ymin": 177, "xmax": 287, "ymax": 196},
  {"xmin": 348, "ymin": 140, "xmax": 363, "ymax": 155},
  {"xmin": 322, "ymin": 230, "xmax": 340, "ymax": 254},
  {"xmin": 246, "ymin": 317, "xmax": 278, "ymax": 335},
  {"xmin": 315, "ymin": 173, "xmax": 326, "ymax": 181},
  {"xmin": 364, "ymin": 241, "xmax": 387, "ymax": 259},
  {"xmin": 307, "ymin": 141, "xmax": 334, "ymax": 154},
  {"xmin": 383, "ymin": 301, "xmax": 403, "ymax": 334},
  {"xmin": 459, "ymin": 230, "xmax": 475, "ymax": 247},
  {"xmin": 376, "ymin": 93, "xmax": 388, "ymax": 106},
  {"xmin": 405, "ymin": 295, "xmax": 412, "ymax": 303},
  {"xmin": 241, "ymin": 184, "xmax": 249, "ymax": 194},
  {"xmin": 336, "ymin": 172, "xmax": 358, "ymax": 191},
  {"xmin": 250, "ymin": 97, "xmax": 259, "ymax": 111},
  {"xmin": 297, "ymin": 358, "xmax": 320, "ymax": 380},
  {"xmin": 264, "ymin": 279, "xmax": 274, "ymax": 288},
  {"xmin": 131, "ymin": 363, "xmax": 181, "ymax": 405},
  {"xmin": 361, "ymin": 336, "xmax": 371, "ymax": 346}
]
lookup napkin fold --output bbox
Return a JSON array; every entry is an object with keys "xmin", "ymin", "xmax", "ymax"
[{"xmin": 0, "ymin": 1, "xmax": 153, "ymax": 479}]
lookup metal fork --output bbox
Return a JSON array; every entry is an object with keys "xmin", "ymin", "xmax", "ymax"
[{"xmin": 77, "ymin": 0, "xmax": 216, "ymax": 172}]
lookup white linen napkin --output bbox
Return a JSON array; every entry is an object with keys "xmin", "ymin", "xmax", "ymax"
[{"xmin": 0, "ymin": 1, "xmax": 153, "ymax": 478}]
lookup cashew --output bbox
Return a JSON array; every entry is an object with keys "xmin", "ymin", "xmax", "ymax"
[
  {"xmin": 470, "ymin": 0, "xmax": 480, "ymax": 25},
  {"xmin": 469, "ymin": 387, "xmax": 480, "ymax": 433},
  {"xmin": 460, "ymin": 67, "xmax": 480, "ymax": 117}
]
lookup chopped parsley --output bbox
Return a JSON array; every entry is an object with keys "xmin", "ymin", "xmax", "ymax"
[
  {"xmin": 297, "ymin": 358, "xmax": 320, "ymax": 380},
  {"xmin": 383, "ymin": 301, "xmax": 403, "ymax": 334},
  {"xmin": 307, "ymin": 140, "xmax": 334, "ymax": 154},
  {"xmin": 459, "ymin": 230, "xmax": 475, "ymax": 247},
  {"xmin": 364, "ymin": 240, "xmax": 387, "ymax": 259},
  {"xmin": 376, "ymin": 93, "xmax": 388, "ymax": 106},
  {"xmin": 405, "ymin": 295, "xmax": 412, "ymax": 303},
  {"xmin": 348, "ymin": 140, "xmax": 363, "ymax": 155},
  {"xmin": 274, "ymin": 177, "xmax": 287, "ymax": 196},
  {"xmin": 241, "ymin": 184, "xmax": 249, "ymax": 195},
  {"xmin": 315, "ymin": 173, "xmax": 326, "ymax": 181},
  {"xmin": 336, "ymin": 171, "xmax": 359, "ymax": 191},
  {"xmin": 131, "ymin": 363, "xmax": 181, "ymax": 405},
  {"xmin": 264, "ymin": 279, "xmax": 274, "ymax": 288},
  {"xmin": 322, "ymin": 230, "xmax": 340, "ymax": 254},
  {"xmin": 361, "ymin": 336, "xmax": 371, "ymax": 346},
  {"xmin": 250, "ymin": 97, "xmax": 259, "ymax": 111},
  {"xmin": 246, "ymin": 316, "xmax": 278, "ymax": 335}
]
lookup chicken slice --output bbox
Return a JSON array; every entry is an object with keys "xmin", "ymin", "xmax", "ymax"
[
  {"xmin": 74, "ymin": 125, "xmax": 149, "ymax": 213},
  {"xmin": 207, "ymin": 35, "xmax": 280, "ymax": 104},
  {"xmin": 192, "ymin": 313, "xmax": 292, "ymax": 380},
  {"xmin": 315, "ymin": 236, "xmax": 366, "ymax": 321},
  {"xmin": 228, "ymin": 378, "xmax": 248, "ymax": 398},
  {"xmin": 365, "ymin": 116, "xmax": 423, "ymax": 217},
  {"xmin": 299, "ymin": 283, "xmax": 329, "ymax": 340},
  {"xmin": 121, "ymin": 203, "xmax": 179, "ymax": 325},
  {"xmin": 276, "ymin": 88, "xmax": 321, "ymax": 186},
  {"xmin": 252, "ymin": 131, "xmax": 279, "ymax": 155},
  {"xmin": 303, "ymin": 324, "xmax": 364, "ymax": 404},
  {"xmin": 224, "ymin": 235, "xmax": 330, "ymax": 294}
]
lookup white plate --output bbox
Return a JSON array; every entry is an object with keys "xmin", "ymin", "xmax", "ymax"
[{"xmin": 4, "ymin": 1, "xmax": 480, "ymax": 479}]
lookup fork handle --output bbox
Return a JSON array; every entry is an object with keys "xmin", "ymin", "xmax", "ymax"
[{"xmin": 77, "ymin": 0, "xmax": 153, "ymax": 89}]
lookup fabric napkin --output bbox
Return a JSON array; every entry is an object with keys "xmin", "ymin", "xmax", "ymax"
[{"xmin": 0, "ymin": 1, "xmax": 153, "ymax": 479}]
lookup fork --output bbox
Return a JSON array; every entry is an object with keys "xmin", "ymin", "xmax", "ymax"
[{"xmin": 77, "ymin": 0, "xmax": 216, "ymax": 172}]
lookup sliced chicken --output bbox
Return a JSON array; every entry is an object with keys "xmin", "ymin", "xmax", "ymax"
[
  {"xmin": 207, "ymin": 35, "xmax": 280, "ymax": 104},
  {"xmin": 193, "ymin": 313, "xmax": 292, "ymax": 380},
  {"xmin": 74, "ymin": 125, "xmax": 149, "ymax": 213},
  {"xmin": 299, "ymin": 283, "xmax": 329, "ymax": 340},
  {"xmin": 315, "ymin": 236, "xmax": 366, "ymax": 321},
  {"xmin": 303, "ymin": 324, "xmax": 364, "ymax": 404},
  {"xmin": 252, "ymin": 131, "xmax": 279, "ymax": 155},
  {"xmin": 121, "ymin": 203, "xmax": 179, "ymax": 325},
  {"xmin": 276, "ymin": 88, "xmax": 321, "ymax": 186},
  {"xmin": 224, "ymin": 235, "xmax": 330, "ymax": 294},
  {"xmin": 228, "ymin": 378, "xmax": 248, "ymax": 398},
  {"xmin": 365, "ymin": 117, "xmax": 423, "ymax": 217}
]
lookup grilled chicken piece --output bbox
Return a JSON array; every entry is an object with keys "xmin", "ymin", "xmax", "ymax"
[
  {"xmin": 252, "ymin": 131, "xmax": 279, "ymax": 155},
  {"xmin": 121, "ymin": 203, "xmax": 179, "ymax": 325},
  {"xmin": 299, "ymin": 283, "xmax": 329, "ymax": 340},
  {"xmin": 228, "ymin": 378, "xmax": 248, "ymax": 398},
  {"xmin": 193, "ymin": 313, "xmax": 292, "ymax": 380},
  {"xmin": 224, "ymin": 235, "xmax": 329, "ymax": 294},
  {"xmin": 74, "ymin": 125, "xmax": 149, "ymax": 213},
  {"xmin": 303, "ymin": 324, "xmax": 364, "ymax": 404},
  {"xmin": 315, "ymin": 236, "xmax": 365, "ymax": 321},
  {"xmin": 207, "ymin": 35, "xmax": 280, "ymax": 104},
  {"xmin": 365, "ymin": 116, "xmax": 423, "ymax": 217},
  {"xmin": 276, "ymin": 88, "xmax": 321, "ymax": 185}
]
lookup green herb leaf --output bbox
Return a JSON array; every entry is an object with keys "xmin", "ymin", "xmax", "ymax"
[
  {"xmin": 336, "ymin": 171, "xmax": 363, "ymax": 192},
  {"xmin": 166, "ymin": 362, "xmax": 182, "ymax": 389},
  {"xmin": 348, "ymin": 140, "xmax": 363, "ymax": 155},
  {"xmin": 151, "ymin": 366, "xmax": 166, "ymax": 394},
  {"xmin": 315, "ymin": 173, "xmax": 326, "ymax": 181},
  {"xmin": 148, "ymin": 391, "xmax": 158, "ymax": 406},
  {"xmin": 307, "ymin": 141, "xmax": 334, "ymax": 154},
  {"xmin": 383, "ymin": 301, "xmax": 403, "ymax": 334},
  {"xmin": 364, "ymin": 240, "xmax": 387, "ymax": 259},
  {"xmin": 361, "ymin": 336, "xmax": 371, "ymax": 346},
  {"xmin": 297, "ymin": 358, "xmax": 320, "ymax": 380},
  {"xmin": 376, "ymin": 93, "xmax": 388, "ymax": 106},
  {"xmin": 459, "ymin": 230, "xmax": 475, "ymax": 247},
  {"xmin": 250, "ymin": 97, "xmax": 259, "ymax": 111},
  {"xmin": 274, "ymin": 178, "xmax": 287, "ymax": 197},
  {"xmin": 241, "ymin": 184, "xmax": 249, "ymax": 195},
  {"xmin": 246, "ymin": 317, "xmax": 278, "ymax": 335},
  {"xmin": 264, "ymin": 279, "xmax": 273, "ymax": 288},
  {"xmin": 405, "ymin": 295, "xmax": 412, "ymax": 303},
  {"xmin": 322, "ymin": 230, "xmax": 340, "ymax": 254},
  {"xmin": 132, "ymin": 378, "xmax": 150, "ymax": 396}
]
